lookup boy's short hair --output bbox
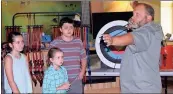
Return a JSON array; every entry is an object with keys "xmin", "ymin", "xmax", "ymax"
[{"xmin": 59, "ymin": 17, "xmax": 74, "ymax": 27}]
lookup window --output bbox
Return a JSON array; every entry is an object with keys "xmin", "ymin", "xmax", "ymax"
[{"xmin": 161, "ymin": 1, "xmax": 173, "ymax": 35}]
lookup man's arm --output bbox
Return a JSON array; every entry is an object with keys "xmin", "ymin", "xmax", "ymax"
[{"xmin": 103, "ymin": 33, "xmax": 134, "ymax": 46}]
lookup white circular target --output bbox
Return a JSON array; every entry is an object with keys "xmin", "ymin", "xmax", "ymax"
[{"xmin": 95, "ymin": 20, "xmax": 128, "ymax": 68}]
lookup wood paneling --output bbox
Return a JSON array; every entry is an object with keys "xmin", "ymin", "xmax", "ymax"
[{"xmin": 84, "ymin": 77, "xmax": 120, "ymax": 93}]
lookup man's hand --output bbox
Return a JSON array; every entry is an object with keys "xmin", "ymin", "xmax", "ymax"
[
  {"xmin": 103, "ymin": 34, "xmax": 113, "ymax": 46},
  {"xmin": 56, "ymin": 82, "xmax": 71, "ymax": 90}
]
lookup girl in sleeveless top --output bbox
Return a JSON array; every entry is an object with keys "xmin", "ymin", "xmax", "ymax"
[{"xmin": 4, "ymin": 31, "xmax": 32, "ymax": 93}]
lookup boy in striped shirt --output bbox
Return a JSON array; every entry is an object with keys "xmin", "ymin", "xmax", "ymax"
[{"xmin": 50, "ymin": 17, "xmax": 87, "ymax": 93}]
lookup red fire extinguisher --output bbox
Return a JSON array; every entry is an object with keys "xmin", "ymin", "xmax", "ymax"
[{"xmin": 160, "ymin": 45, "xmax": 173, "ymax": 70}]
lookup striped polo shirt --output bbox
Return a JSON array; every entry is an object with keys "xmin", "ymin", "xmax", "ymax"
[{"xmin": 50, "ymin": 36, "xmax": 87, "ymax": 82}]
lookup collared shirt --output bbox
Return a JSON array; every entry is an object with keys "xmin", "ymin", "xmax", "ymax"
[
  {"xmin": 120, "ymin": 22, "xmax": 163, "ymax": 93},
  {"xmin": 42, "ymin": 65, "xmax": 68, "ymax": 93}
]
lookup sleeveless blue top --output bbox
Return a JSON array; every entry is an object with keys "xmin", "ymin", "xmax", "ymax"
[{"xmin": 4, "ymin": 53, "xmax": 32, "ymax": 93}]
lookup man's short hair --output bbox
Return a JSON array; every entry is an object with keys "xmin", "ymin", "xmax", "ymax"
[{"xmin": 137, "ymin": 3, "xmax": 155, "ymax": 20}]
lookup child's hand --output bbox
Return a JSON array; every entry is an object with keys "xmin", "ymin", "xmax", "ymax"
[
  {"xmin": 63, "ymin": 83, "xmax": 71, "ymax": 90},
  {"xmin": 56, "ymin": 82, "xmax": 71, "ymax": 90}
]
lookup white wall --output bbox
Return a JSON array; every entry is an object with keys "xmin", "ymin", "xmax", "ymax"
[{"xmin": 161, "ymin": 1, "xmax": 173, "ymax": 35}]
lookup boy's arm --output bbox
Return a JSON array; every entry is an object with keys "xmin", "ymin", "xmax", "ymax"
[
  {"xmin": 79, "ymin": 59, "xmax": 87, "ymax": 79},
  {"xmin": 79, "ymin": 40, "xmax": 87, "ymax": 80},
  {"xmin": 49, "ymin": 40, "xmax": 57, "ymax": 49}
]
